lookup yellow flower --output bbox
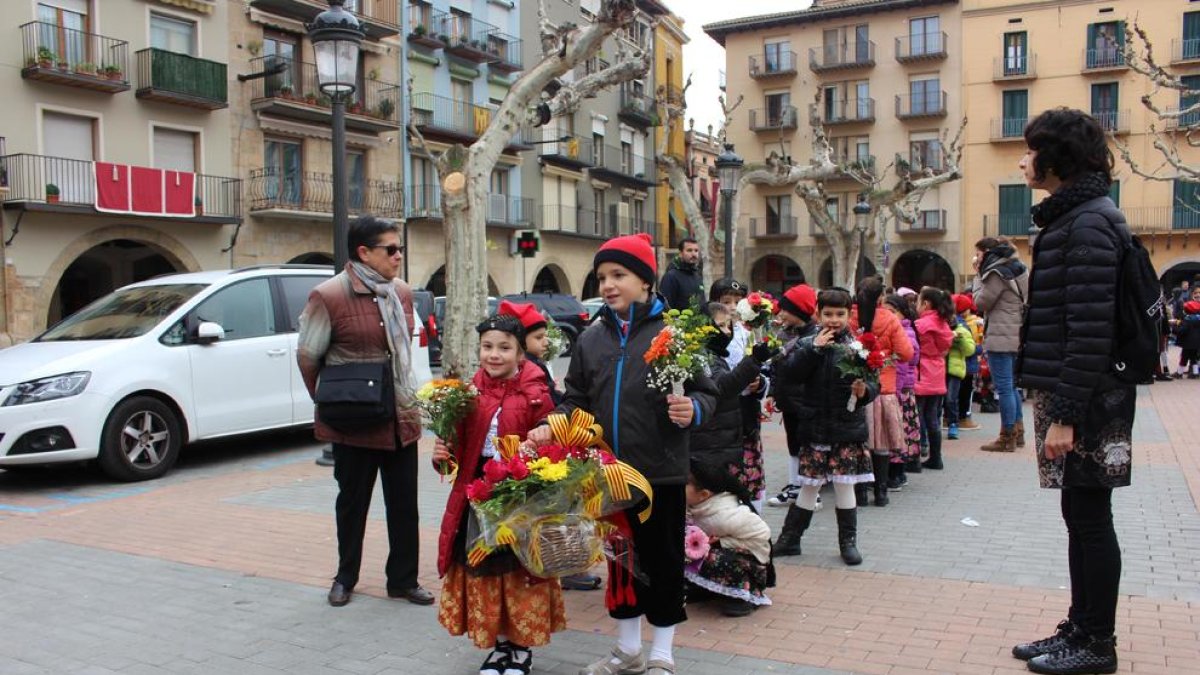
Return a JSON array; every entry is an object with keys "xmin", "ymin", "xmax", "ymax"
[
  {"xmin": 535, "ymin": 461, "xmax": 569, "ymax": 482},
  {"xmin": 527, "ymin": 457, "xmax": 550, "ymax": 472}
]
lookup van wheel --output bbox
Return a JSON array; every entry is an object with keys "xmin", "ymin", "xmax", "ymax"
[
  {"xmin": 98, "ymin": 397, "xmax": 182, "ymax": 481},
  {"xmin": 562, "ymin": 329, "xmax": 577, "ymax": 358}
]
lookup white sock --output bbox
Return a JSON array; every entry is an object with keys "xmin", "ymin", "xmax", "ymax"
[
  {"xmin": 615, "ymin": 617, "xmax": 641, "ymax": 658},
  {"xmin": 833, "ymin": 481, "xmax": 857, "ymax": 509},
  {"xmin": 796, "ymin": 484, "xmax": 820, "ymax": 510},
  {"xmin": 649, "ymin": 625, "xmax": 676, "ymax": 664},
  {"xmin": 789, "ymin": 455, "xmax": 801, "ymax": 484}
]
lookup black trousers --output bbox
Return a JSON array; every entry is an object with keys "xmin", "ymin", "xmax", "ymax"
[
  {"xmin": 1061, "ymin": 487, "xmax": 1121, "ymax": 637},
  {"xmin": 959, "ymin": 373, "xmax": 975, "ymax": 417},
  {"xmin": 610, "ymin": 484, "xmax": 687, "ymax": 627},
  {"xmin": 332, "ymin": 442, "xmax": 420, "ymax": 592}
]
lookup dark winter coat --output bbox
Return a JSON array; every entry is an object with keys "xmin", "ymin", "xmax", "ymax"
[
  {"xmin": 769, "ymin": 322, "xmax": 820, "ymax": 455},
  {"xmin": 658, "ymin": 257, "xmax": 704, "ymax": 311},
  {"xmin": 1177, "ymin": 315, "xmax": 1200, "ymax": 351},
  {"xmin": 556, "ymin": 294, "xmax": 718, "ymax": 485},
  {"xmin": 776, "ymin": 331, "xmax": 880, "ymax": 444},
  {"xmin": 1018, "ymin": 196, "xmax": 1127, "ymax": 425},
  {"xmin": 690, "ymin": 344, "xmax": 766, "ymax": 463},
  {"xmin": 436, "ymin": 361, "xmax": 554, "ymax": 576}
]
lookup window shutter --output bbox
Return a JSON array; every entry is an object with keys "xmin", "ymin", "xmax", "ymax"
[{"xmin": 153, "ymin": 128, "xmax": 196, "ymax": 172}]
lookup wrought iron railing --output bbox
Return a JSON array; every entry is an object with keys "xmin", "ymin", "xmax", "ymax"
[
  {"xmin": 1092, "ymin": 109, "xmax": 1130, "ymax": 134},
  {"xmin": 246, "ymin": 167, "xmax": 401, "ymax": 217},
  {"xmin": 896, "ymin": 32, "xmax": 948, "ymax": 61},
  {"xmin": 821, "ymin": 97, "xmax": 875, "ymax": 124},
  {"xmin": 809, "ymin": 41, "xmax": 875, "ymax": 71},
  {"xmin": 750, "ymin": 216, "xmax": 798, "ymax": 238},
  {"xmin": 749, "ymin": 50, "xmax": 797, "ymax": 77},
  {"xmin": 619, "ymin": 89, "xmax": 659, "ymax": 126},
  {"xmin": 1173, "ymin": 38, "xmax": 1200, "ymax": 63},
  {"xmin": 749, "ymin": 106, "xmax": 799, "ymax": 131},
  {"xmin": 1083, "ymin": 46, "xmax": 1125, "ymax": 70},
  {"xmin": 487, "ymin": 195, "xmax": 534, "ymax": 226},
  {"xmin": 136, "ymin": 47, "xmax": 226, "ymax": 104},
  {"xmin": 994, "ymin": 54, "xmax": 1037, "ymax": 79},
  {"xmin": 896, "ymin": 92, "xmax": 947, "ymax": 118},
  {"xmin": 406, "ymin": 183, "xmax": 442, "ymax": 218},
  {"xmin": 538, "ymin": 134, "xmax": 593, "ymax": 165},
  {"xmin": 20, "ymin": 21, "xmax": 130, "ymax": 84},
  {"xmin": 990, "ymin": 118, "xmax": 1028, "ymax": 140},
  {"xmin": 248, "ymin": 55, "xmax": 400, "ymax": 123},
  {"xmin": 593, "ymin": 144, "xmax": 652, "ymax": 180},
  {"xmin": 897, "ymin": 209, "xmax": 946, "ymax": 233}
]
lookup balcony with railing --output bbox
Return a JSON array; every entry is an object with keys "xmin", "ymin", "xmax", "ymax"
[
  {"xmin": 895, "ymin": 92, "xmax": 947, "ymax": 119},
  {"xmin": 487, "ymin": 32, "xmax": 523, "ymax": 73},
  {"xmin": 538, "ymin": 134, "xmax": 593, "ymax": 170},
  {"xmin": 589, "ymin": 144, "xmax": 655, "ymax": 187},
  {"xmin": 985, "ymin": 213, "xmax": 1034, "ymax": 237},
  {"xmin": 749, "ymin": 51, "xmax": 798, "ymax": 79},
  {"xmin": 897, "ymin": 209, "xmax": 946, "ymax": 234},
  {"xmin": 750, "ymin": 106, "xmax": 799, "ymax": 132},
  {"xmin": 407, "ymin": 6, "xmax": 448, "ymax": 49},
  {"xmin": 0, "ymin": 138, "xmax": 6, "ymax": 191},
  {"xmin": 1173, "ymin": 38, "xmax": 1200, "ymax": 65},
  {"xmin": 830, "ymin": 155, "xmax": 877, "ymax": 179},
  {"xmin": 247, "ymin": 56, "xmax": 400, "ymax": 132},
  {"xmin": 751, "ymin": 215, "xmax": 798, "ymax": 239},
  {"xmin": 619, "ymin": 89, "xmax": 659, "ymax": 128},
  {"xmin": 809, "ymin": 41, "xmax": 875, "ymax": 73},
  {"xmin": 405, "ymin": 183, "xmax": 442, "ymax": 220},
  {"xmin": 0, "ymin": 153, "xmax": 240, "ymax": 223},
  {"xmin": 905, "ymin": 149, "xmax": 945, "ymax": 174},
  {"xmin": 1092, "ymin": 109, "xmax": 1131, "ymax": 135},
  {"xmin": 820, "ymin": 98, "xmax": 875, "ymax": 126},
  {"xmin": 1082, "ymin": 46, "xmax": 1127, "ymax": 72},
  {"xmin": 20, "ymin": 21, "xmax": 130, "ymax": 93},
  {"xmin": 993, "ymin": 54, "xmax": 1037, "ymax": 81},
  {"xmin": 896, "ymin": 32, "xmax": 948, "ymax": 62},
  {"xmin": 1165, "ymin": 106, "xmax": 1200, "ymax": 130},
  {"xmin": 487, "ymin": 195, "xmax": 534, "ymax": 227},
  {"xmin": 246, "ymin": 168, "xmax": 402, "ymax": 219},
  {"xmin": 410, "ymin": 93, "xmax": 532, "ymax": 148},
  {"xmin": 990, "ymin": 117, "xmax": 1028, "ymax": 141},
  {"xmin": 135, "ymin": 48, "xmax": 227, "ymax": 109},
  {"xmin": 444, "ymin": 14, "xmax": 503, "ymax": 64},
  {"xmin": 249, "ymin": 0, "xmax": 399, "ymax": 40},
  {"xmin": 540, "ymin": 205, "xmax": 616, "ymax": 239}
]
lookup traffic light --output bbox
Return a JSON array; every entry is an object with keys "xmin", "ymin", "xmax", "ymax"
[{"xmin": 517, "ymin": 231, "xmax": 539, "ymax": 258}]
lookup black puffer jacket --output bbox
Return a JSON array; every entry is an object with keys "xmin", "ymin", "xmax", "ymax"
[
  {"xmin": 776, "ymin": 331, "xmax": 879, "ymax": 444},
  {"xmin": 691, "ymin": 343, "xmax": 766, "ymax": 461},
  {"xmin": 556, "ymin": 294, "xmax": 718, "ymax": 485},
  {"xmin": 1018, "ymin": 196, "xmax": 1124, "ymax": 424},
  {"xmin": 768, "ymin": 322, "xmax": 820, "ymax": 454}
]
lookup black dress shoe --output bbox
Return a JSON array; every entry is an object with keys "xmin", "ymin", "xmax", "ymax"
[
  {"xmin": 719, "ymin": 598, "xmax": 756, "ymax": 617},
  {"xmin": 1013, "ymin": 620, "xmax": 1076, "ymax": 661},
  {"xmin": 327, "ymin": 581, "xmax": 351, "ymax": 607},
  {"xmin": 387, "ymin": 585, "xmax": 435, "ymax": 605},
  {"xmin": 1026, "ymin": 634, "xmax": 1117, "ymax": 675}
]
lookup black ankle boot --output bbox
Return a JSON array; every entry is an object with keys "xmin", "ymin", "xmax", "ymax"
[
  {"xmin": 854, "ymin": 483, "xmax": 871, "ymax": 506},
  {"xmin": 835, "ymin": 507, "xmax": 863, "ymax": 565},
  {"xmin": 773, "ymin": 505, "xmax": 813, "ymax": 557},
  {"xmin": 871, "ymin": 454, "xmax": 890, "ymax": 506},
  {"xmin": 1013, "ymin": 619, "xmax": 1077, "ymax": 661},
  {"xmin": 1026, "ymin": 633, "xmax": 1117, "ymax": 675}
]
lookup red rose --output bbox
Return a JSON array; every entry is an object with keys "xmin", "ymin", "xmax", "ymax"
[
  {"xmin": 769, "ymin": 299, "xmax": 780, "ymax": 315},
  {"xmin": 508, "ymin": 456, "xmax": 530, "ymax": 480},
  {"xmin": 748, "ymin": 292, "xmax": 762, "ymax": 305},
  {"xmin": 859, "ymin": 332, "xmax": 877, "ymax": 351},
  {"xmin": 598, "ymin": 451, "xmax": 617, "ymax": 465},
  {"xmin": 483, "ymin": 459, "xmax": 509, "ymax": 483},
  {"xmin": 867, "ymin": 350, "xmax": 886, "ymax": 370},
  {"xmin": 466, "ymin": 478, "xmax": 493, "ymax": 502},
  {"xmin": 542, "ymin": 444, "xmax": 569, "ymax": 463}
]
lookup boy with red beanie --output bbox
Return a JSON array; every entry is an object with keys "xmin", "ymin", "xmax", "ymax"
[
  {"xmin": 528, "ymin": 233, "xmax": 717, "ymax": 675},
  {"xmin": 766, "ymin": 283, "xmax": 820, "ymax": 510}
]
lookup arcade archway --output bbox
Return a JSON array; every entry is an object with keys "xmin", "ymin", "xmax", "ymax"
[
  {"xmin": 750, "ymin": 255, "xmax": 805, "ymax": 296},
  {"xmin": 47, "ymin": 239, "xmax": 181, "ymax": 326},
  {"xmin": 891, "ymin": 250, "xmax": 955, "ymax": 291},
  {"xmin": 818, "ymin": 256, "xmax": 876, "ymax": 289}
]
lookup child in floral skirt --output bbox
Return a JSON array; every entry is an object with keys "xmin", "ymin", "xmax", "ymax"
[
  {"xmin": 433, "ymin": 314, "xmax": 561, "ymax": 675},
  {"xmin": 883, "ymin": 294, "xmax": 922, "ymax": 487},
  {"xmin": 684, "ymin": 459, "xmax": 772, "ymax": 617}
]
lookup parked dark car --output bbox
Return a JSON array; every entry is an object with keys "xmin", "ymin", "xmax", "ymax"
[
  {"xmin": 499, "ymin": 292, "xmax": 590, "ymax": 356},
  {"xmin": 433, "ymin": 296, "xmax": 499, "ymax": 367},
  {"xmin": 412, "ymin": 289, "xmax": 440, "ymax": 366}
]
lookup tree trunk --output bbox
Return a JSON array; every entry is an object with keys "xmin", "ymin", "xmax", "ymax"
[
  {"xmin": 660, "ymin": 158, "xmax": 713, "ymax": 289},
  {"xmin": 439, "ymin": 169, "xmax": 488, "ymax": 379}
]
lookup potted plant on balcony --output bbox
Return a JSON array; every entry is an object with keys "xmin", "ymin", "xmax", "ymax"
[
  {"xmin": 278, "ymin": 84, "xmax": 294, "ymax": 99},
  {"xmin": 412, "ymin": 24, "xmax": 427, "ymax": 38},
  {"xmin": 317, "ymin": 94, "xmax": 332, "ymax": 108},
  {"xmin": 36, "ymin": 46, "xmax": 54, "ymax": 69},
  {"xmin": 376, "ymin": 97, "xmax": 395, "ymax": 120},
  {"xmin": 194, "ymin": 195, "xmax": 203, "ymax": 216},
  {"xmin": 348, "ymin": 100, "xmax": 364, "ymax": 115},
  {"xmin": 103, "ymin": 64, "xmax": 123, "ymax": 81},
  {"xmin": 75, "ymin": 62, "xmax": 97, "ymax": 76},
  {"xmin": 57, "ymin": 59, "xmax": 70, "ymax": 72},
  {"xmin": 45, "ymin": 183, "xmax": 60, "ymax": 204},
  {"xmin": 304, "ymin": 91, "xmax": 318, "ymax": 105},
  {"xmin": 438, "ymin": 33, "xmax": 451, "ymax": 45}
]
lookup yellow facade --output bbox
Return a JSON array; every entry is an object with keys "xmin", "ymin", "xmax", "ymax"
[
  {"xmin": 962, "ymin": 0, "xmax": 1200, "ymax": 282},
  {"xmin": 655, "ymin": 12, "xmax": 688, "ymax": 255}
]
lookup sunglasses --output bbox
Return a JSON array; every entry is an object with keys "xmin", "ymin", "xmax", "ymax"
[{"xmin": 369, "ymin": 244, "xmax": 405, "ymax": 256}]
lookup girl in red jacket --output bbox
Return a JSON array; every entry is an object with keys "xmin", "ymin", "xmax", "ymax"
[
  {"xmin": 914, "ymin": 288, "xmax": 956, "ymax": 470},
  {"xmin": 433, "ymin": 314, "xmax": 560, "ymax": 675}
]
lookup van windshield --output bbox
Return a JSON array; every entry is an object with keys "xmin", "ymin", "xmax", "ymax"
[{"xmin": 38, "ymin": 284, "xmax": 208, "ymax": 341}]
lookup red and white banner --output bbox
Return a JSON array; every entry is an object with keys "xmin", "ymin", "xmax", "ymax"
[{"xmin": 94, "ymin": 162, "xmax": 196, "ymax": 217}]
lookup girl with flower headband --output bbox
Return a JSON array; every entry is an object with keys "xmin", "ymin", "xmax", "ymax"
[
  {"xmin": 432, "ymin": 314, "xmax": 559, "ymax": 675},
  {"xmin": 773, "ymin": 287, "xmax": 878, "ymax": 566}
]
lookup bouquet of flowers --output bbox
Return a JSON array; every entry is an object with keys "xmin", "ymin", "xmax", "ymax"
[
  {"xmin": 465, "ymin": 410, "xmax": 654, "ymax": 579},
  {"xmin": 542, "ymin": 317, "xmax": 567, "ymax": 362},
  {"xmin": 833, "ymin": 331, "xmax": 889, "ymax": 412},
  {"xmin": 643, "ymin": 308, "xmax": 718, "ymax": 395},
  {"xmin": 735, "ymin": 291, "xmax": 782, "ymax": 354},
  {"xmin": 415, "ymin": 378, "xmax": 478, "ymax": 475}
]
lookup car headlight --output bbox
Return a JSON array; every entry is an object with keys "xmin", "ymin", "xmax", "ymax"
[{"xmin": 3, "ymin": 372, "xmax": 91, "ymax": 406}]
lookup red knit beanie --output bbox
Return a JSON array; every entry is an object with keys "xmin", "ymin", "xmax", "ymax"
[
  {"xmin": 594, "ymin": 233, "xmax": 657, "ymax": 286},
  {"xmin": 498, "ymin": 300, "xmax": 547, "ymax": 332},
  {"xmin": 779, "ymin": 283, "xmax": 817, "ymax": 321},
  {"xmin": 954, "ymin": 294, "xmax": 976, "ymax": 315}
]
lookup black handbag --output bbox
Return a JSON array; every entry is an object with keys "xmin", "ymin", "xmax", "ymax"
[{"xmin": 315, "ymin": 362, "xmax": 395, "ymax": 432}]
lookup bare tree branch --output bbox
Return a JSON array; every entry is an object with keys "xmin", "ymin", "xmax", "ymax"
[{"xmin": 406, "ymin": 76, "xmax": 445, "ymax": 173}]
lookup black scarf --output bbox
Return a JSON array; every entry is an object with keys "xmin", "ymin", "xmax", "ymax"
[
  {"xmin": 1030, "ymin": 172, "xmax": 1111, "ymax": 228},
  {"xmin": 981, "ymin": 242, "xmax": 1027, "ymax": 281}
]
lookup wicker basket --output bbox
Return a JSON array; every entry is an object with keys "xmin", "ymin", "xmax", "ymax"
[{"xmin": 525, "ymin": 516, "xmax": 599, "ymax": 578}]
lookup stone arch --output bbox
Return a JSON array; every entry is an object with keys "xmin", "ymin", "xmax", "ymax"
[
  {"xmin": 37, "ymin": 225, "xmax": 199, "ymax": 332},
  {"xmin": 288, "ymin": 252, "xmax": 334, "ymax": 265},
  {"xmin": 890, "ymin": 249, "xmax": 955, "ymax": 291},
  {"xmin": 817, "ymin": 255, "xmax": 877, "ymax": 289},
  {"xmin": 749, "ymin": 254, "xmax": 806, "ymax": 296},
  {"xmin": 425, "ymin": 265, "xmax": 498, "ymax": 297},
  {"xmin": 532, "ymin": 263, "xmax": 571, "ymax": 295},
  {"xmin": 581, "ymin": 271, "xmax": 599, "ymax": 299}
]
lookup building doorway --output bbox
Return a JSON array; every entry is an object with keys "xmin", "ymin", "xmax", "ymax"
[
  {"xmin": 750, "ymin": 254, "xmax": 805, "ymax": 296},
  {"xmin": 891, "ymin": 249, "xmax": 956, "ymax": 292},
  {"xmin": 817, "ymin": 255, "xmax": 876, "ymax": 289},
  {"xmin": 47, "ymin": 239, "xmax": 181, "ymax": 326},
  {"xmin": 532, "ymin": 265, "xmax": 569, "ymax": 295}
]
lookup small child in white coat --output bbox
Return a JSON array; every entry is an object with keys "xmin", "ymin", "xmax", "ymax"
[{"xmin": 684, "ymin": 459, "xmax": 773, "ymax": 617}]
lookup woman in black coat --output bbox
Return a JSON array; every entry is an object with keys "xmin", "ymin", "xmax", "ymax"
[{"xmin": 1013, "ymin": 108, "xmax": 1131, "ymax": 675}]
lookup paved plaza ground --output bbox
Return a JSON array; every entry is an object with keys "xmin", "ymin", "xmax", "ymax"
[{"xmin": 1, "ymin": 378, "xmax": 1198, "ymax": 674}]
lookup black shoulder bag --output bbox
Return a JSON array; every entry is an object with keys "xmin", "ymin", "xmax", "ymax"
[{"xmin": 315, "ymin": 362, "xmax": 395, "ymax": 432}]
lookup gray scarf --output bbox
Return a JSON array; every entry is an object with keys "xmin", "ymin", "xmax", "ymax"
[{"xmin": 349, "ymin": 261, "xmax": 415, "ymax": 410}]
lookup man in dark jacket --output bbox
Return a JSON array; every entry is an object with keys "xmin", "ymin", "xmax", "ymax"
[
  {"xmin": 297, "ymin": 216, "xmax": 434, "ymax": 609},
  {"xmin": 659, "ymin": 237, "xmax": 705, "ymax": 310}
]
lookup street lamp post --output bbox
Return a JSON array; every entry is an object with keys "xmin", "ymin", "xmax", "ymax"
[
  {"xmin": 715, "ymin": 144, "xmax": 744, "ymax": 279},
  {"xmin": 309, "ymin": 0, "xmax": 364, "ymax": 467},
  {"xmin": 853, "ymin": 194, "xmax": 871, "ymax": 284}
]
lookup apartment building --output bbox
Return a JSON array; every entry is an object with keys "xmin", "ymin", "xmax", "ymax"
[
  {"xmin": 684, "ymin": 124, "xmax": 722, "ymax": 256},
  {"xmin": 656, "ymin": 11, "xmax": 688, "ymax": 253},
  {"xmin": 705, "ymin": 0, "xmax": 964, "ymax": 292},
  {"xmin": 0, "ymin": 0, "xmax": 239, "ymax": 344},
  {"xmin": 519, "ymin": 0, "xmax": 669, "ymax": 299},
  {"xmin": 963, "ymin": 0, "xmax": 1200, "ymax": 286},
  {"xmin": 402, "ymin": 0, "xmax": 529, "ymax": 296},
  {"xmin": 228, "ymin": 0, "xmax": 405, "ymax": 269}
]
